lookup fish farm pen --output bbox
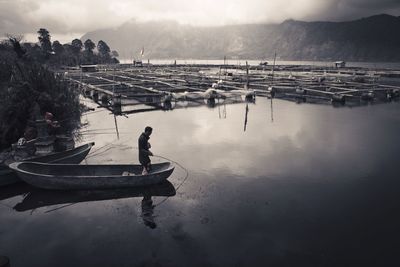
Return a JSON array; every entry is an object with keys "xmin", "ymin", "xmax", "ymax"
[{"xmin": 62, "ymin": 63, "xmax": 400, "ymax": 115}]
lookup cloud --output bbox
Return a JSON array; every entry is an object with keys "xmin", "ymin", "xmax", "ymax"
[
  {"xmin": 0, "ymin": 0, "xmax": 39, "ymax": 33},
  {"xmin": 309, "ymin": 0, "xmax": 400, "ymax": 21},
  {"xmin": 0, "ymin": 0, "xmax": 399, "ymax": 42}
]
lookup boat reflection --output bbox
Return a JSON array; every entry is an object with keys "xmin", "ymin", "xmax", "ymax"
[
  {"xmin": 0, "ymin": 183, "xmax": 31, "ymax": 201},
  {"xmin": 206, "ymin": 98, "xmax": 216, "ymax": 107},
  {"xmin": 13, "ymin": 181, "xmax": 176, "ymax": 212}
]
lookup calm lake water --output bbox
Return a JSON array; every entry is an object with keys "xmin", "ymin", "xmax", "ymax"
[{"xmin": 1, "ymin": 97, "xmax": 400, "ymax": 266}]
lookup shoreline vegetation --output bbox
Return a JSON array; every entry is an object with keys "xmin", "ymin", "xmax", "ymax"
[{"xmin": 0, "ymin": 28, "xmax": 120, "ymax": 151}]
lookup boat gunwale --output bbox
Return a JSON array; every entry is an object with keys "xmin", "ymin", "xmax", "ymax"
[
  {"xmin": 9, "ymin": 162, "xmax": 174, "ymax": 179},
  {"xmin": 31, "ymin": 142, "xmax": 95, "ymax": 164},
  {"xmin": 3, "ymin": 142, "xmax": 95, "ymax": 167}
]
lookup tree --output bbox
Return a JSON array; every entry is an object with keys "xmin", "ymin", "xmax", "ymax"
[
  {"xmin": 97, "ymin": 40, "xmax": 110, "ymax": 57},
  {"xmin": 52, "ymin": 40, "xmax": 64, "ymax": 55},
  {"xmin": 71, "ymin": 39, "xmax": 83, "ymax": 55},
  {"xmin": 62, "ymin": 44, "xmax": 78, "ymax": 65},
  {"xmin": 37, "ymin": 28, "xmax": 52, "ymax": 54},
  {"xmin": 62, "ymin": 44, "xmax": 72, "ymax": 54},
  {"xmin": 0, "ymin": 45, "xmax": 81, "ymax": 149},
  {"xmin": 6, "ymin": 34, "xmax": 26, "ymax": 58},
  {"xmin": 111, "ymin": 50, "xmax": 119, "ymax": 58},
  {"xmin": 84, "ymin": 39, "xmax": 95, "ymax": 54}
]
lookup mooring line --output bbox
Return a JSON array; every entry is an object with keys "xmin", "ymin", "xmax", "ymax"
[
  {"xmin": 0, "ymin": 201, "xmax": 13, "ymax": 209},
  {"xmin": 123, "ymin": 146, "xmax": 189, "ymax": 207},
  {"xmin": 85, "ymin": 139, "xmax": 132, "ymax": 161},
  {"xmin": 153, "ymin": 154, "xmax": 189, "ymax": 192},
  {"xmin": 152, "ymin": 154, "xmax": 190, "ymax": 207},
  {"xmin": 83, "ymin": 110, "xmax": 105, "ymax": 116},
  {"xmin": 35, "ymin": 147, "xmax": 187, "ymax": 214},
  {"xmin": 45, "ymin": 203, "xmax": 77, "ymax": 213}
]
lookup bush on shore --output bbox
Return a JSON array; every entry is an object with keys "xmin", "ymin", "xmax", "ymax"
[
  {"xmin": 0, "ymin": 29, "xmax": 121, "ymax": 150},
  {"xmin": 0, "ymin": 39, "xmax": 81, "ymax": 150}
]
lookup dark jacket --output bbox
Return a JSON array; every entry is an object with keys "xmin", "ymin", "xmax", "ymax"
[{"xmin": 138, "ymin": 133, "xmax": 151, "ymax": 165}]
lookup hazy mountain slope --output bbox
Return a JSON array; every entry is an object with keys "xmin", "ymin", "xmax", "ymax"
[{"xmin": 82, "ymin": 14, "xmax": 400, "ymax": 61}]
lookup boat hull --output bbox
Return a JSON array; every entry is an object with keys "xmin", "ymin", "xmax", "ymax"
[{"xmin": 9, "ymin": 162, "xmax": 174, "ymax": 190}]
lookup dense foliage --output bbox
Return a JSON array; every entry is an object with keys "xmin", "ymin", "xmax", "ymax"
[
  {"xmin": 0, "ymin": 29, "xmax": 121, "ymax": 149},
  {"xmin": 0, "ymin": 37, "xmax": 81, "ymax": 149},
  {"xmin": 16, "ymin": 29, "xmax": 120, "ymax": 66}
]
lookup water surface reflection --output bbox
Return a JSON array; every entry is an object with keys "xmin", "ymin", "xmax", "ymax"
[
  {"xmin": 12, "ymin": 181, "xmax": 176, "ymax": 213},
  {"xmin": 1, "ymin": 98, "xmax": 400, "ymax": 266}
]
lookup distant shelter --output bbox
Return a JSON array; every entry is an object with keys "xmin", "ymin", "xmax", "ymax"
[
  {"xmin": 335, "ymin": 61, "xmax": 346, "ymax": 68},
  {"xmin": 81, "ymin": 65, "xmax": 98, "ymax": 72},
  {"xmin": 133, "ymin": 60, "xmax": 143, "ymax": 67}
]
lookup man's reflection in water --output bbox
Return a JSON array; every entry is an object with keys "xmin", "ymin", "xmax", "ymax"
[
  {"xmin": 206, "ymin": 98, "xmax": 216, "ymax": 108},
  {"xmin": 141, "ymin": 194, "xmax": 156, "ymax": 229}
]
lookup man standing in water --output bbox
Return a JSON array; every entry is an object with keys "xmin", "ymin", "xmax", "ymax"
[{"xmin": 138, "ymin": 126, "xmax": 153, "ymax": 175}]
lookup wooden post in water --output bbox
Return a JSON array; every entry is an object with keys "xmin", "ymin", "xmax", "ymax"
[
  {"xmin": 246, "ymin": 61, "xmax": 249, "ymax": 88},
  {"xmin": 271, "ymin": 52, "xmax": 277, "ymax": 85},
  {"xmin": 223, "ymin": 56, "xmax": 226, "ymax": 81}
]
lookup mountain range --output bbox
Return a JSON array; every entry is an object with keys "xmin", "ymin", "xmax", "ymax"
[{"xmin": 82, "ymin": 14, "xmax": 400, "ymax": 61}]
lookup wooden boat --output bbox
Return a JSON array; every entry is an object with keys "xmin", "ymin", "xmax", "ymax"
[
  {"xmin": 9, "ymin": 162, "xmax": 175, "ymax": 190},
  {"xmin": 14, "ymin": 181, "xmax": 176, "ymax": 212},
  {"xmin": 0, "ymin": 142, "xmax": 95, "ymax": 186}
]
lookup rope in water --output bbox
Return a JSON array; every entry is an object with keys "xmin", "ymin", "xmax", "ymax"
[
  {"xmin": 80, "ymin": 128, "xmax": 119, "ymax": 132},
  {"xmin": 86, "ymin": 143, "xmax": 189, "ymax": 207},
  {"xmin": 1, "ymin": 146, "xmax": 189, "ymax": 214},
  {"xmin": 80, "ymin": 132, "xmax": 131, "ymax": 136},
  {"xmin": 57, "ymin": 139, "xmax": 189, "ymax": 211},
  {"xmin": 152, "ymin": 153, "xmax": 189, "ymax": 207},
  {"xmin": 85, "ymin": 138, "xmax": 130, "ymax": 159},
  {"xmin": 0, "ymin": 202, "xmax": 13, "ymax": 209},
  {"xmin": 83, "ymin": 109, "xmax": 106, "ymax": 116}
]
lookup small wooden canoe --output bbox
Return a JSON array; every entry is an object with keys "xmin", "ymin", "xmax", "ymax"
[
  {"xmin": 9, "ymin": 162, "xmax": 175, "ymax": 190},
  {"xmin": 0, "ymin": 142, "xmax": 95, "ymax": 186}
]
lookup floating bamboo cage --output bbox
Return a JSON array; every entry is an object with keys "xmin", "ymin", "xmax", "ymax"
[{"xmin": 61, "ymin": 63, "xmax": 400, "ymax": 114}]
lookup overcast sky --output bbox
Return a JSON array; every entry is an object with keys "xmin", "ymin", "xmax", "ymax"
[{"xmin": 1, "ymin": 0, "xmax": 399, "ymax": 43}]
